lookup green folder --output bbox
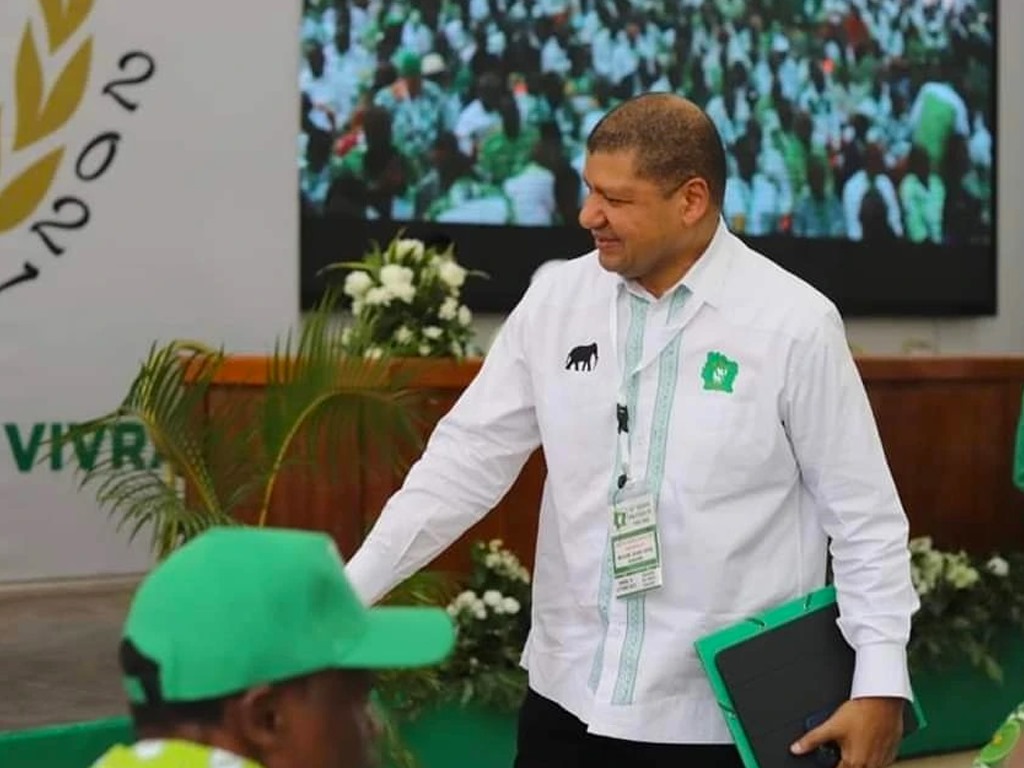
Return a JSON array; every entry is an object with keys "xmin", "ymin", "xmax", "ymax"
[{"xmin": 694, "ymin": 586, "xmax": 927, "ymax": 768}]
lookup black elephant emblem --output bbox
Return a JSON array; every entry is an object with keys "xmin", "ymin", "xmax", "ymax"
[{"xmin": 565, "ymin": 343, "xmax": 598, "ymax": 371}]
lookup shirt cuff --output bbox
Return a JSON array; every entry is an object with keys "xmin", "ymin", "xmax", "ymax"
[
  {"xmin": 344, "ymin": 548, "xmax": 390, "ymax": 606},
  {"xmin": 850, "ymin": 642, "xmax": 913, "ymax": 701}
]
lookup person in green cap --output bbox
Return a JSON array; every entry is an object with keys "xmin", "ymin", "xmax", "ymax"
[{"xmin": 90, "ymin": 527, "xmax": 455, "ymax": 768}]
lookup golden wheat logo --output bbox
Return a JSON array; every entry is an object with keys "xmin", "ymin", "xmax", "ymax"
[{"xmin": 0, "ymin": 0, "xmax": 95, "ymax": 235}]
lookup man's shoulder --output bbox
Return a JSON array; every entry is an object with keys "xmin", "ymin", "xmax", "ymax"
[
  {"xmin": 724, "ymin": 237, "xmax": 840, "ymax": 339},
  {"xmin": 521, "ymin": 250, "xmax": 610, "ymax": 304}
]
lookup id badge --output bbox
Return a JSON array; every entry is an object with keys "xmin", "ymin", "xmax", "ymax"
[{"xmin": 610, "ymin": 486, "xmax": 663, "ymax": 598}]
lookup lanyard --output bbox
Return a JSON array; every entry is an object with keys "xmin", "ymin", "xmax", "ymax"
[{"xmin": 612, "ymin": 286, "xmax": 692, "ymax": 490}]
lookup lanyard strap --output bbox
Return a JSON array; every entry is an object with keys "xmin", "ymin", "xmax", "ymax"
[{"xmin": 614, "ymin": 286, "xmax": 691, "ymax": 490}]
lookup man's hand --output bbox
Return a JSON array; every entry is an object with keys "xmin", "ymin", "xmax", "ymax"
[{"xmin": 790, "ymin": 697, "xmax": 905, "ymax": 768}]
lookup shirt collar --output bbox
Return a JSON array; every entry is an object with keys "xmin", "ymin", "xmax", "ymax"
[{"xmin": 617, "ymin": 217, "xmax": 735, "ymax": 309}]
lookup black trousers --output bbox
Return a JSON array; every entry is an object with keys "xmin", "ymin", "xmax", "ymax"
[{"xmin": 513, "ymin": 689, "xmax": 745, "ymax": 768}]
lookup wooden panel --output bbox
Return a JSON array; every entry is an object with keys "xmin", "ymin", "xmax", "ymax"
[
  {"xmin": 204, "ymin": 385, "xmax": 367, "ymax": 558},
  {"xmin": 192, "ymin": 357, "xmax": 1024, "ymax": 570},
  {"xmin": 863, "ymin": 375, "xmax": 1024, "ymax": 553}
]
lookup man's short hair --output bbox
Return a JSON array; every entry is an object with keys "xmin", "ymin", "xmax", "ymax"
[{"xmin": 586, "ymin": 93, "xmax": 727, "ymax": 208}]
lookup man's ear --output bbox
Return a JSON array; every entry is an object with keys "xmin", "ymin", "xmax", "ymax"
[
  {"xmin": 233, "ymin": 685, "xmax": 284, "ymax": 752},
  {"xmin": 679, "ymin": 177, "xmax": 711, "ymax": 226}
]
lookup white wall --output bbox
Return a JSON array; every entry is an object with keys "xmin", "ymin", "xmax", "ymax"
[{"xmin": 0, "ymin": 0, "xmax": 299, "ymax": 584}]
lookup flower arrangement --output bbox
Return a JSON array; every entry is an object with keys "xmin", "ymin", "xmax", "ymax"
[
  {"xmin": 327, "ymin": 234, "xmax": 485, "ymax": 360},
  {"xmin": 907, "ymin": 536, "xmax": 1024, "ymax": 680},
  {"xmin": 438, "ymin": 539, "xmax": 532, "ymax": 711}
]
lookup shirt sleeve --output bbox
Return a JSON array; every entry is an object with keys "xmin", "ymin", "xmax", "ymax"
[
  {"xmin": 782, "ymin": 306, "xmax": 920, "ymax": 701},
  {"xmin": 345, "ymin": 298, "xmax": 542, "ymax": 605}
]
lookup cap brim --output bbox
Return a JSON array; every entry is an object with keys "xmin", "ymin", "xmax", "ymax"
[{"xmin": 340, "ymin": 607, "xmax": 455, "ymax": 669}]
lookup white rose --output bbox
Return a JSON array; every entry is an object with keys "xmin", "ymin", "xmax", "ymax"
[
  {"xmin": 439, "ymin": 296, "xmax": 459, "ymax": 321},
  {"xmin": 438, "ymin": 260, "xmax": 467, "ymax": 289},
  {"xmin": 482, "ymin": 590, "xmax": 502, "ymax": 607},
  {"xmin": 909, "ymin": 537, "xmax": 933, "ymax": 555},
  {"xmin": 343, "ymin": 271, "xmax": 373, "ymax": 298},
  {"xmin": 364, "ymin": 286, "xmax": 392, "ymax": 306},
  {"xmin": 394, "ymin": 326, "xmax": 414, "ymax": 344},
  {"xmin": 948, "ymin": 563, "xmax": 980, "ymax": 589},
  {"xmin": 502, "ymin": 597, "xmax": 520, "ymax": 615},
  {"xmin": 458, "ymin": 305, "xmax": 472, "ymax": 325},
  {"xmin": 379, "ymin": 264, "xmax": 414, "ymax": 288},
  {"xmin": 390, "ymin": 282, "xmax": 416, "ymax": 303},
  {"xmin": 395, "ymin": 238, "xmax": 425, "ymax": 261},
  {"xmin": 423, "ymin": 326, "xmax": 443, "ymax": 339},
  {"xmin": 986, "ymin": 556, "xmax": 1009, "ymax": 577}
]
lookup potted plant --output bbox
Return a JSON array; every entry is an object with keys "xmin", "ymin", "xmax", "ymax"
[
  {"xmin": 323, "ymin": 232, "xmax": 486, "ymax": 361},
  {"xmin": 900, "ymin": 536, "xmax": 1024, "ymax": 757}
]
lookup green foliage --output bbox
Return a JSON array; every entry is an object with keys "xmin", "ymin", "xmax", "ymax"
[
  {"xmin": 907, "ymin": 537, "xmax": 1024, "ymax": 681},
  {"xmin": 47, "ymin": 283, "xmax": 426, "ymax": 559},
  {"xmin": 431, "ymin": 540, "xmax": 531, "ymax": 713}
]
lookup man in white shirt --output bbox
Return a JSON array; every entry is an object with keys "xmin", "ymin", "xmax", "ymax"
[{"xmin": 346, "ymin": 93, "xmax": 918, "ymax": 768}]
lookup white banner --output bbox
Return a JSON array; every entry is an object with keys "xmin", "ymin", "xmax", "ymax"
[{"xmin": 0, "ymin": 0, "xmax": 299, "ymax": 583}]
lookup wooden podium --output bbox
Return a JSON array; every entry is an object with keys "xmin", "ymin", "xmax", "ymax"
[{"xmin": 193, "ymin": 356, "xmax": 1024, "ymax": 574}]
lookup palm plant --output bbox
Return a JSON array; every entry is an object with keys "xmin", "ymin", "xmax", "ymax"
[{"xmin": 52, "ymin": 283, "xmax": 426, "ymax": 559}]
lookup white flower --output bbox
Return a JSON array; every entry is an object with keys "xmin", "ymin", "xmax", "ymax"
[
  {"xmin": 488, "ymin": 539, "xmax": 504, "ymax": 552},
  {"xmin": 458, "ymin": 305, "xmax": 472, "ymax": 325},
  {"xmin": 947, "ymin": 561, "xmax": 980, "ymax": 589},
  {"xmin": 439, "ymin": 296, "xmax": 459, "ymax": 321},
  {"xmin": 390, "ymin": 282, "xmax": 416, "ymax": 303},
  {"xmin": 482, "ymin": 590, "xmax": 502, "ymax": 607},
  {"xmin": 341, "ymin": 327, "xmax": 353, "ymax": 345},
  {"xmin": 446, "ymin": 604, "xmax": 458, "ymax": 617},
  {"xmin": 364, "ymin": 347, "xmax": 383, "ymax": 360},
  {"xmin": 438, "ymin": 260, "xmax": 467, "ymax": 289},
  {"xmin": 379, "ymin": 264, "xmax": 414, "ymax": 288},
  {"xmin": 418, "ymin": 343, "xmax": 432, "ymax": 356},
  {"xmin": 364, "ymin": 286, "xmax": 393, "ymax": 306},
  {"xmin": 450, "ymin": 341, "xmax": 464, "ymax": 357},
  {"xmin": 986, "ymin": 556, "xmax": 1009, "ymax": 577},
  {"xmin": 473, "ymin": 604, "xmax": 487, "ymax": 620},
  {"xmin": 502, "ymin": 597, "xmax": 520, "ymax": 615},
  {"xmin": 456, "ymin": 590, "xmax": 477, "ymax": 606},
  {"xmin": 395, "ymin": 238, "xmax": 425, "ymax": 261},
  {"xmin": 343, "ymin": 270, "xmax": 373, "ymax": 298},
  {"xmin": 909, "ymin": 537, "xmax": 933, "ymax": 555},
  {"xmin": 394, "ymin": 326, "xmax": 414, "ymax": 344},
  {"xmin": 423, "ymin": 326, "xmax": 443, "ymax": 340},
  {"xmin": 351, "ymin": 299, "xmax": 364, "ymax": 316},
  {"xmin": 484, "ymin": 553, "xmax": 499, "ymax": 568}
]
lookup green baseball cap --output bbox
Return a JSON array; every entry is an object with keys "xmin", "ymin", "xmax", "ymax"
[{"xmin": 121, "ymin": 527, "xmax": 454, "ymax": 703}]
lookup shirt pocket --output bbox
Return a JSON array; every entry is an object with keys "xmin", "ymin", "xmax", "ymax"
[{"xmin": 669, "ymin": 394, "xmax": 768, "ymax": 494}]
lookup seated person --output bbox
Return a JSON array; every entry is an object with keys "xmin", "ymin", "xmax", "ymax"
[{"xmin": 91, "ymin": 527, "xmax": 454, "ymax": 768}]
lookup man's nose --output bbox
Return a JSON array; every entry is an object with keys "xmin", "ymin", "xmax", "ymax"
[{"xmin": 578, "ymin": 194, "xmax": 606, "ymax": 230}]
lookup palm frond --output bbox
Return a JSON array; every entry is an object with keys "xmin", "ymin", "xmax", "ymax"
[
  {"xmin": 254, "ymin": 285, "xmax": 426, "ymax": 525},
  {"xmin": 50, "ymin": 340, "xmax": 231, "ymax": 555}
]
